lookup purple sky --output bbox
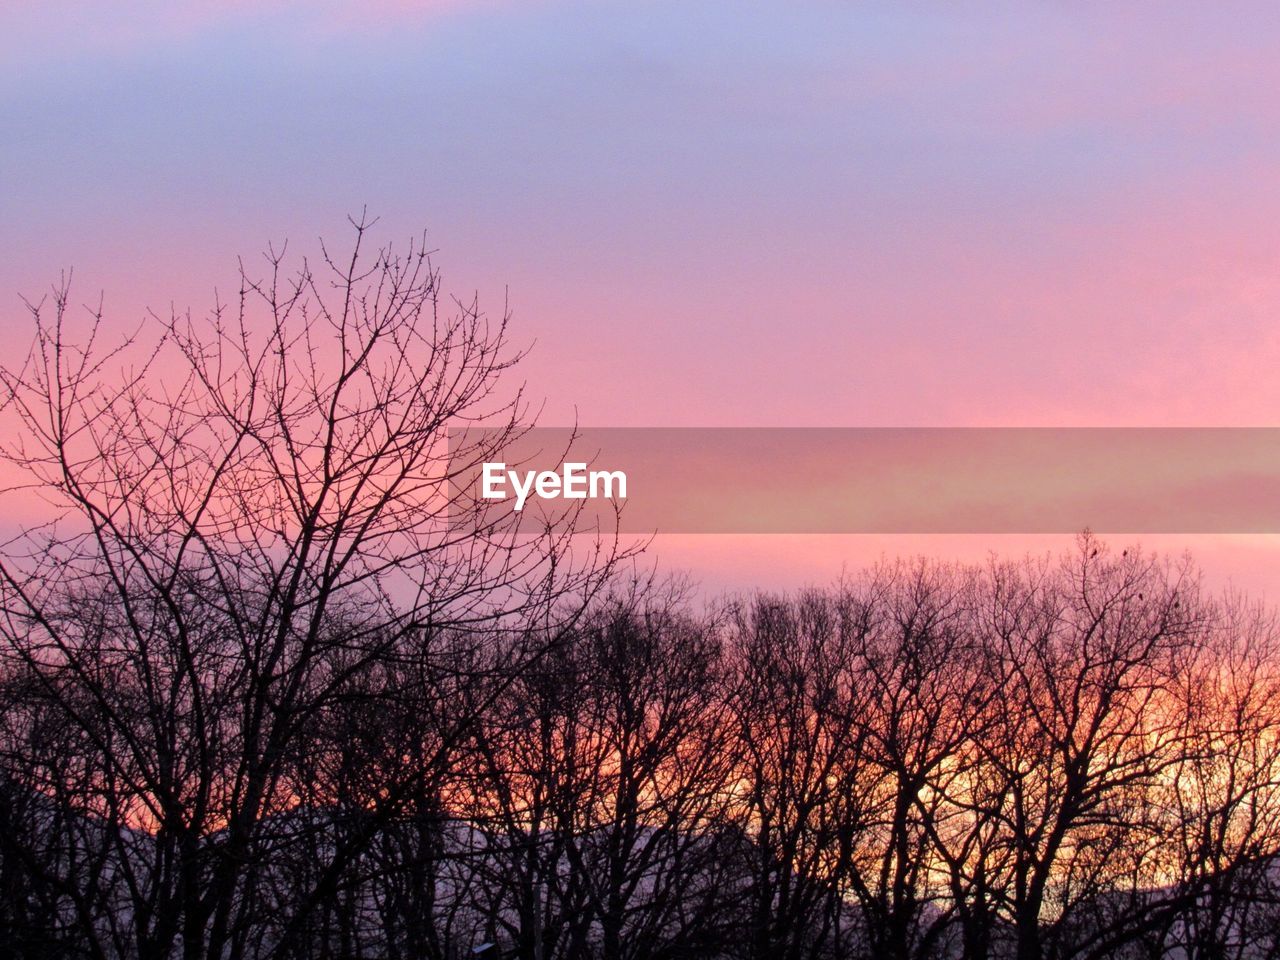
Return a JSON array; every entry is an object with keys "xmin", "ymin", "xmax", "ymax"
[{"xmin": 6, "ymin": 1, "xmax": 1280, "ymax": 593}]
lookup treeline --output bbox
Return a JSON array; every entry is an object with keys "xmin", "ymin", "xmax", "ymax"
[
  {"xmin": 5, "ymin": 544, "xmax": 1280, "ymax": 960},
  {"xmin": 2, "ymin": 225, "xmax": 1280, "ymax": 959}
]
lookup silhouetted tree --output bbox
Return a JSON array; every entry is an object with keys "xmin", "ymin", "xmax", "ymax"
[
  {"xmin": 0, "ymin": 217, "xmax": 623, "ymax": 960},
  {"xmin": 4, "ymin": 259, "xmax": 1280, "ymax": 960}
]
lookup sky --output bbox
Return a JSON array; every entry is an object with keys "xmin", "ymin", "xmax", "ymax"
[{"xmin": 5, "ymin": 1, "xmax": 1280, "ymax": 595}]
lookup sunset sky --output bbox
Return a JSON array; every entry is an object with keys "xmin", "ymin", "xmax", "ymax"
[{"xmin": 6, "ymin": 1, "xmax": 1280, "ymax": 593}]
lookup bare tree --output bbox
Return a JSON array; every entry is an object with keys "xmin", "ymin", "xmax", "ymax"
[
  {"xmin": 961, "ymin": 538, "xmax": 1209, "ymax": 960},
  {"xmin": 1150, "ymin": 595, "xmax": 1280, "ymax": 960},
  {"xmin": 725, "ymin": 589, "xmax": 879, "ymax": 960},
  {"xmin": 0, "ymin": 216, "xmax": 624, "ymax": 960},
  {"xmin": 842, "ymin": 560, "xmax": 995, "ymax": 960},
  {"xmin": 461, "ymin": 576, "xmax": 737, "ymax": 960}
]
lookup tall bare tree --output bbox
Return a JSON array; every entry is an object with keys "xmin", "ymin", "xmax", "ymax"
[{"xmin": 0, "ymin": 216, "xmax": 623, "ymax": 960}]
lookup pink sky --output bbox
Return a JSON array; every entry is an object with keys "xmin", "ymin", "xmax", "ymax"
[{"xmin": 5, "ymin": 1, "xmax": 1280, "ymax": 597}]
